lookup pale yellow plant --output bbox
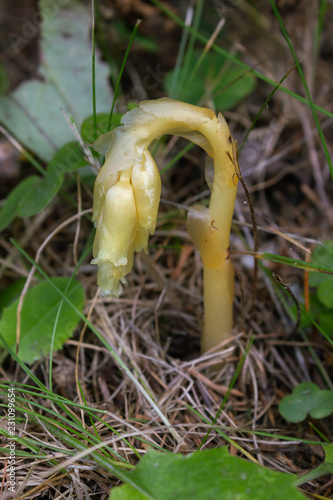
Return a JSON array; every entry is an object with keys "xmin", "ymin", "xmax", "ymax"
[{"xmin": 92, "ymin": 98, "xmax": 239, "ymax": 352}]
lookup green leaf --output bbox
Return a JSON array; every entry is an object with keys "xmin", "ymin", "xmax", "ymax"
[
  {"xmin": 0, "ymin": 142, "xmax": 88, "ymax": 229},
  {"xmin": 317, "ymin": 279, "xmax": 333, "ymax": 309},
  {"xmin": 279, "ymin": 383, "xmax": 333, "ymax": 423},
  {"xmin": 17, "ymin": 171, "xmax": 64, "ymax": 218},
  {"xmin": 81, "ymin": 113, "xmax": 122, "ymax": 144},
  {"xmin": 0, "ymin": 277, "xmax": 84, "ymax": 363},
  {"xmin": 0, "ymin": 0, "xmax": 113, "ymax": 161},
  {"xmin": 295, "ymin": 443, "xmax": 333, "ymax": 486},
  {"xmin": 0, "ymin": 176, "xmax": 40, "ymax": 231},
  {"xmin": 164, "ymin": 50, "xmax": 256, "ymax": 109},
  {"xmin": 324, "ymin": 443, "xmax": 333, "ymax": 466},
  {"xmin": 47, "ymin": 142, "xmax": 87, "ymax": 176},
  {"xmin": 309, "ymin": 241, "xmax": 333, "ymax": 286},
  {"xmin": 310, "ymin": 390, "xmax": 333, "ymax": 419},
  {"xmin": 319, "ymin": 310, "xmax": 333, "ymax": 337},
  {"xmin": 0, "ymin": 278, "xmax": 26, "ymax": 314},
  {"xmin": 309, "ymin": 271, "xmax": 333, "ymax": 287},
  {"xmin": 109, "ymin": 447, "xmax": 306, "ymax": 500}
]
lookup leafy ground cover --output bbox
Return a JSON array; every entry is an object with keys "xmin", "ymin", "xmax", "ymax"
[{"xmin": 0, "ymin": 0, "xmax": 333, "ymax": 498}]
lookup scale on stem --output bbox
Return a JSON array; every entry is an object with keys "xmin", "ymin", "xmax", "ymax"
[{"xmin": 91, "ymin": 98, "xmax": 239, "ymax": 352}]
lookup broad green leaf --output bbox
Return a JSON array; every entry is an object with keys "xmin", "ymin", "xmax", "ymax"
[
  {"xmin": 309, "ymin": 241, "xmax": 333, "ymax": 286},
  {"xmin": 0, "ymin": 277, "xmax": 84, "ymax": 363},
  {"xmin": 317, "ymin": 279, "xmax": 333, "ymax": 309},
  {"xmin": 0, "ymin": 143, "xmax": 87, "ymax": 230},
  {"xmin": 279, "ymin": 382, "xmax": 333, "ymax": 423},
  {"xmin": 81, "ymin": 113, "xmax": 122, "ymax": 144},
  {"xmin": 213, "ymin": 67, "xmax": 256, "ymax": 110},
  {"xmin": 109, "ymin": 447, "xmax": 306, "ymax": 500},
  {"xmin": 310, "ymin": 390, "xmax": 333, "ymax": 419},
  {"xmin": 164, "ymin": 50, "xmax": 256, "ymax": 109},
  {"xmin": 0, "ymin": 278, "xmax": 26, "ymax": 314},
  {"xmin": 309, "ymin": 271, "xmax": 333, "ymax": 287},
  {"xmin": 312, "ymin": 241, "xmax": 333, "ymax": 267},
  {"xmin": 295, "ymin": 443, "xmax": 333, "ymax": 486},
  {"xmin": 17, "ymin": 171, "xmax": 64, "ymax": 218},
  {"xmin": 0, "ymin": 0, "xmax": 113, "ymax": 161},
  {"xmin": 316, "ymin": 443, "xmax": 333, "ymax": 477},
  {"xmin": 0, "ymin": 176, "xmax": 39, "ymax": 231},
  {"xmin": 324, "ymin": 443, "xmax": 333, "ymax": 466},
  {"xmin": 319, "ymin": 310, "xmax": 333, "ymax": 337},
  {"xmin": 47, "ymin": 142, "xmax": 87, "ymax": 176},
  {"xmin": 279, "ymin": 383, "xmax": 318, "ymax": 423},
  {"xmin": 296, "ymin": 443, "xmax": 333, "ymax": 486},
  {"xmin": 312, "ymin": 443, "xmax": 333, "ymax": 477}
]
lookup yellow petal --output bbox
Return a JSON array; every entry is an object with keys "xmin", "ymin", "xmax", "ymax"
[
  {"xmin": 93, "ymin": 177, "xmax": 137, "ymax": 267},
  {"xmin": 133, "ymin": 228, "xmax": 150, "ymax": 254},
  {"xmin": 96, "ymin": 261, "xmax": 122, "ymax": 297},
  {"xmin": 92, "ymin": 170, "xmax": 119, "ymax": 224},
  {"xmin": 131, "ymin": 150, "xmax": 161, "ymax": 245}
]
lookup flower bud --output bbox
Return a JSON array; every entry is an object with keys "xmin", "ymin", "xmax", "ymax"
[
  {"xmin": 131, "ymin": 151, "xmax": 161, "ymax": 253},
  {"xmin": 92, "ymin": 169, "xmax": 137, "ymax": 296},
  {"xmin": 92, "ymin": 170, "xmax": 119, "ymax": 225}
]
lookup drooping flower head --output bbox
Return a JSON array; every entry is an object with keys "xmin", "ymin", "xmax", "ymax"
[{"xmin": 91, "ymin": 98, "xmax": 238, "ymax": 298}]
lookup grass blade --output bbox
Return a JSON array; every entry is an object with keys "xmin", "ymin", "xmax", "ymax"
[
  {"xmin": 10, "ymin": 238, "xmax": 181, "ymax": 443},
  {"xmin": 268, "ymin": 0, "xmax": 333, "ymax": 180},
  {"xmin": 107, "ymin": 20, "xmax": 141, "ymax": 130}
]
